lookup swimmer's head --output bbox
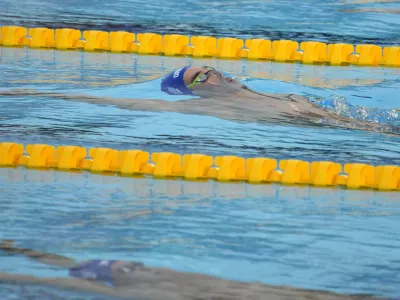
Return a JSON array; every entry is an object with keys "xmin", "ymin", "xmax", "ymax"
[{"xmin": 161, "ymin": 65, "xmax": 248, "ymax": 98}]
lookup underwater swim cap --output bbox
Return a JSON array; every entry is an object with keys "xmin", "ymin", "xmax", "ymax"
[{"xmin": 161, "ymin": 66, "xmax": 194, "ymax": 95}]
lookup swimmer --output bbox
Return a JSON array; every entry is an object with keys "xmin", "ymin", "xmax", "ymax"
[
  {"xmin": 0, "ymin": 65, "xmax": 397, "ymax": 134},
  {"xmin": 0, "ymin": 240, "xmax": 378, "ymax": 300}
]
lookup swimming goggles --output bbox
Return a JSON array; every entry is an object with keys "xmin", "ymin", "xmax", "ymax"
[{"xmin": 186, "ymin": 66, "xmax": 218, "ymax": 88}]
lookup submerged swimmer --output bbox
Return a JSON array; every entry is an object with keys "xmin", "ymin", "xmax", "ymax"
[
  {"xmin": 0, "ymin": 240, "xmax": 378, "ymax": 300},
  {"xmin": 0, "ymin": 65, "xmax": 397, "ymax": 133}
]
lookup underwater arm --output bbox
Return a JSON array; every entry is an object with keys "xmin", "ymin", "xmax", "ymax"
[
  {"xmin": 0, "ymin": 88, "xmax": 187, "ymax": 113},
  {"xmin": 0, "ymin": 240, "xmax": 77, "ymax": 268},
  {"xmin": 0, "ymin": 88, "xmax": 231, "ymax": 120}
]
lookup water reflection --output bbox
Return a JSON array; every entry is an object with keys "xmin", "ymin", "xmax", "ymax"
[
  {"xmin": 2, "ymin": 47, "xmax": 398, "ymax": 90},
  {"xmin": 1, "ymin": 168, "xmax": 399, "ymax": 221}
]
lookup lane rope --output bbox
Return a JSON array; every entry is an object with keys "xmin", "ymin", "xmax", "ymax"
[
  {"xmin": 0, "ymin": 25, "xmax": 399, "ymax": 67},
  {"xmin": 1, "ymin": 142, "xmax": 399, "ymax": 191}
]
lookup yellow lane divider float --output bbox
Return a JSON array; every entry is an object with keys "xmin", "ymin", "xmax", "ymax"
[
  {"xmin": 0, "ymin": 142, "xmax": 399, "ymax": 191},
  {"xmin": 0, "ymin": 25, "xmax": 399, "ymax": 67}
]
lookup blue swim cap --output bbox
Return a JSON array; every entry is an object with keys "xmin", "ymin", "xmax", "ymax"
[{"xmin": 161, "ymin": 66, "xmax": 194, "ymax": 95}]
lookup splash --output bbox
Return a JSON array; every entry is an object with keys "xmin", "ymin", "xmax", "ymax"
[{"xmin": 313, "ymin": 95, "xmax": 400, "ymax": 126}]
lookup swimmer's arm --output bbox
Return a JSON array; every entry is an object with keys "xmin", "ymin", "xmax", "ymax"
[
  {"xmin": 0, "ymin": 272, "xmax": 125, "ymax": 299},
  {"xmin": 0, "ymin": 88, "xmax": 207, "ymax": 113},
  {"xmin": 0, "ymin": 88, "xmax": 222, "ymax": 116},
  {"xmin": 0, "ymin": 88, "xmax": 180, "ymax": 112},
  {"xmin": 0, "ymin": 240, "xmax": 77, "ymax": 268}
]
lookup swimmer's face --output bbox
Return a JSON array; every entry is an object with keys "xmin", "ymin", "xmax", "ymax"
[{"xmin": 183, "ymin": 66, "xmax": 246, "ymax": 97}]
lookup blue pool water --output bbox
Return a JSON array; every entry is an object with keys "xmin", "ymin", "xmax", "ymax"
[{"xmin": 1, "ymin": 0, "xmax": 400, "ymax": 299}]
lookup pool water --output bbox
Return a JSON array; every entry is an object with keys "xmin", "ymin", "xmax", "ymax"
[
  {"xmin": 1, "ymin": 0, "xmax": 400, "ymax": 298},
  {"xmin": 1, "ymin": 168, "xmax": 400, "ymax": 298},
  {"xmin": 1, "ymin": 48, "xmax": 399, "ymax": 165}
]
